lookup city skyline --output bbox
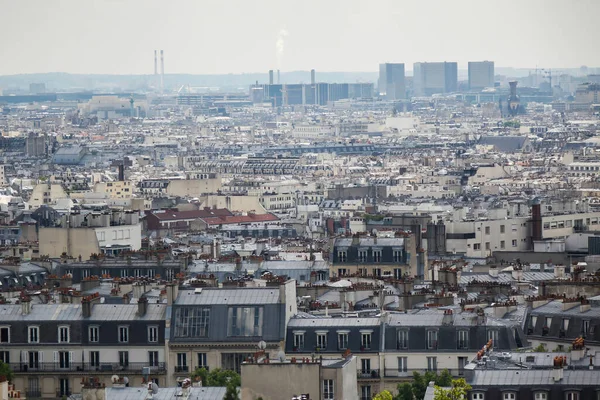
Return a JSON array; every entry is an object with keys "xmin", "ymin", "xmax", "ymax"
[{"xmin": 1, "ymin": 0, "xmax": 599, "ymax": 75}]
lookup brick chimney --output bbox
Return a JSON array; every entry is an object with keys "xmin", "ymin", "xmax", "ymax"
[{"xmin": 138, "ymin": 296, "xmax": 148, "ymax": 317}]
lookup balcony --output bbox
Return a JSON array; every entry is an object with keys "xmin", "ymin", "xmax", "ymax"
[
  {"xmin": 26, "ymin": 390, "xmax": 41, "ymax": 398},
  {"xmin": 357, "ymin": 369, "xmax": 380, "ymax": 380},
  {"xmin": 383, "ymin": 368, "xmax": 462, "ymax": 379},
  {"xmin": 174, "ymin": 366, "xmax": 189, "ymax": 373},
  {"xmin": 10, "ymin": 362, "xmax": 166, "ymax": 374},
  {"xmin": 56, "ymin": 391, "xmax": 72, "ymax": 398}
]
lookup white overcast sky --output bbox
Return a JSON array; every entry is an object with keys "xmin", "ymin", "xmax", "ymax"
[{"xmin": 1, "ymin": 0, "xmax": 598, "ymax": 75}]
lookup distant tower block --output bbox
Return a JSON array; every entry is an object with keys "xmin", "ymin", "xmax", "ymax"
[
  {"xmin": 311, "ymin": 69, "xmax": 316, "ymax": 85},
  {"xmin": 507, "ymin": 81, "xmax": 520, "ymax": 116},
  {"xmin": 154, "ymin": 50, "xmax": 158, "ymax": 76},
  {"xmin": 269, "ymin": 70, "xmax": 274, "ymax": 85}
]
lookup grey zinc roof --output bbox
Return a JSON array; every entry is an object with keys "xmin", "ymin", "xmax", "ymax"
[
  {"xmin": 0, "ymin": 303, "xmax": 166, "ymax": 321},
  {"xmin": 470, "ymin": 369, "xmax": 600, "ymax": 386},
  {"xmin": 104, "ymin": 386, "xmax": 227, "ymax": 400},
  {"xmin": 288, "ymin": 317, "xmax": 380, "ymax": 328},
  {"xmin": 334, "ymin": 237, "xmax": 405, "ymax": 247},
  {"xmin": 175, "ymin": 288, "xmax": 281, "ymax": 305},
  {"xmin": 530, "ymin": 300, "xmax": 600, "ymax": 317}
]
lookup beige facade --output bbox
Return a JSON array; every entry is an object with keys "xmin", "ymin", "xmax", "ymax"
[
  {"xmin": 199, "ymin": 195, "xmax": 267, "ymax": 214},
  {"xmin": 241, "ymin": 356, "xmax": 358, "ymax": 400},
  {"xmin": 28, "ymin": 183, "xmax": 68, "ymax": 209},
  {"xmin": 38, "ymin": 227, "xmax": 100, "ymax": 259},
  {"xmin": 93, "ymin": 181, "xmax": 134, "ymax": 199},
  {"xmin": 166, "ymin": 178, "xmax": 222, "ymax": 197}
]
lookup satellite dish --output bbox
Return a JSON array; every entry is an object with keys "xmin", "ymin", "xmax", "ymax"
[
  {"xmin": 277, "ymin": 351, "xmax": 286, "ymax": 362},
  {"xmin": 123, "ymin": 377, "xmax": 129, "ymax": 385},
  {"xmin": 111, "ymin": 375, "xmax": 119, "ymax": 383},
  {"xmin": 258, "ymin": 340, "xmax": 266, "ymax": 350}
]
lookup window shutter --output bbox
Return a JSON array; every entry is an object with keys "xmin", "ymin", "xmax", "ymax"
[
  {"xmin": 39, "ymin": 351, "xmax": 44, "ymax": 363},
  {"xmin": 21, "ymin": 350, "xmax": 27, "ymax": 363},
  {"xmin": 69, "ymin": 351, "xmax": 73, "ymax": 363},
  {"xmin": 53, "ymin": 351, "xmax": 58, "ymax": 363}
]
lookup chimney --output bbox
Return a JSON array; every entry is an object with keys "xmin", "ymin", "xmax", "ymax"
[
  {"xmin": 552, "ymin": 356, "xmax": 566, "ymax": 382},
  {"xmin": 138, "ymin": 296, "xmax": 148, "ymax": 317},
  {"xmin": 554, "ymin": 265, "xmax": 565, "ymax": 278},
  {"xmin": 277, "ymin": 69, "xmax": 280, "ymax": 84},
  {"xmin": 311, "ymin": 69, "xmax": 316, "ymax": 85},
  {"xmin": 489, "ymin": 265, "xmax": 499, "ymax": 278},
  {"xmin": 154, "ymin": 50, "xmax": 158, "ymax": 76},
  {"xmin": 166, "ymin": 283, "xmax": 179, "ymax": 306},
  {"xmin": 269, "ymin": 70, "xmax": 274, "ymax": 85},
  {"xmin": 82, "ymin": 297, "xmax": 93, "ymax": 318},
  {"xmin": 442, "ymin": 309, "xmax": 453, "ymax": 325},
  {"xmin": 351, "ymin": 233, "xmax": 360, "ymax": 246},
  {"xmin": 21, "ymin": 296, "xmax": 32, "ymax": 315},
  {"xmin": 160, "ymin": 50, "xmax": 165, "ymax": 93},
  {"xmin": 118, "ymin": 164, "xmax": 125, "ymax": 181}
]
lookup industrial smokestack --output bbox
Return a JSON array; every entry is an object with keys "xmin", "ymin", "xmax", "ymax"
[
  {"xmin": 269, "ymin": 70, "xmax": 274, "ymax": 85},
  {"xmin": 311, "ymin": 69, "xmax": 315, "ymax": 85},
  {"xmin": 154, "ymin": 50, "xmax": 158, "ymax": 76},
  {"xmin": 160, "ymin": 50, "xmax": 165, "ymax": 93},
  {"xmin": 277, "ymin": 69, "xmax": 280, "ymax": 84}
]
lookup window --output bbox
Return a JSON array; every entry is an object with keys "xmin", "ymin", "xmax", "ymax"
[
  {"xmin": 427, "ymin": 356, "xmax": 437, "ymax": 371},
  {"xmin": 361, "ymin": 385, "xmax": 371, "ymax": 400},
  {"xmin": 197, "ymin": 353, "xmax": 207, "ymax": 370},
  {"xmin": 487, "ymin": 330, "xmax": 499, "ymax": 345},
  {"xmin": 534, "ymin": 393, "xmax": 547, "ymax": 400},
  {"xmin": 1, "ymin": 327, "xmax": 11, "ymax": 343},
  {"xmin": 316, "ymin": 332, "xmax": 328, "ymax": 350},
  {"xmin": 562, "ymin": 319, "xmax": 570, "ymax": 331},
  {"xmin": 90, "ymin": 351, "xmax": 100, "ymax": 367},
  {"xmin": 361, "ymin": 332, "xmax": 372, "ymax": 350},
  {"xmin": 500, "ymin": 225, "xmax": 505, "ymax": 234},
  {"xmin": 293, "ymin": 332, "xmax": 305, "ymax": 350},
  {"xmin": 393, "ymin": 250, "xmax": 402, "ymax": 262},
  {"xmin": 398, "ymin": 357, "xmax": 407, "ymax": 372},
  {"xmin": 148, "ymin": 326, "xmax": 159, "ymax": 343},
  {"xmin": 485, "ymin": 242, "xmax": 490, "ymax": 250},
  {"xmin": 89, "ymin": 326, "xmax": 99, "ymax": 343},
  {"xmin": 582, "ymin": 320, "xmax": 590, "ymax": 334},
  {"xmin": 0, "ymin": 351, "xmax": 9, "ymax": 364},
  {"xmin": 427, "ymin": 330, "xmax": 438, "ymax": 349},
  {"xmin": 27, "ymin": 351, "xmax": 40, "ymax": 369},
  {"xmin": 457, "ymin": 330, "xmax": 469, "ymax": 349},
  {"xmin": 58, "ymin": 326, "xmax": 70, "ymax": 343},
  {"xmin": 474, "ymin": 243, "xmax": 481, "ymax": 250},
  {"xmin": 227, "ymin": 307, "xmax": 263, "ymax": 337},
  {"xmin": 56, "ymin": 351, "xmax": 71, "ymax": 369},
  {"xmin": 59, "ymin": 378, "xmax": 70, "ymax": 397},
  {"xmin": 394, "ymin": 268, "xmax": 402, "ymax": 279},
  {"xmin": 118, "ymin": 326, "xmax": 129, "ymax": 343},
  {"xmin": 28, "ymin": 326, "xmax": 39, "ymax": 343},
  {"xmin": 118, "ymin": 351, "xmax": 129, "ymax": 367},
  {"xmin": 398, "ymin": 330, "xmax": 409, "ymax": 349},
  {"xmin": 337, "ymin": 250, "xmax": 347, "ymax": 262},
  {"xmin": 512, "ymin": 239, "xmax": 517, "ymax": 247},
  {"xmin": 361, "ymin": 358, "xmax": 371, "ymax": 373},
  {"xmin": 500, "ymin": 240, "xmax": 505, "ymax": 249},
  {"xmin": 174, "ymin": 308, "xmax": 210, "ymax": 338},
  {"xmin": 148, "ymin": 351, "xmax": 159, "ymax": 367},
  {"xmin": 323, "ymin": 379, "xmax": 334, "ymax": 400},
  {"xmin": 485, "ymin": 226, "xmax": 490, "ymax": 235},
  {"xmin": 358, "ymin": 250, "xmax": 368, "ymax": 262},
  {"xmin": 338, "ymin": 332, "xmax": 348, "ymax": 350},
  {"xmin": 472, "ymin": 394, "xmax": 485, "ymax": 400},
  {"xmin": 512, "ymin": 224, "xmax": 517, "ymax": 231},
  {"xmin": 373, "ymin": 250, "xmax": 381, "ymax": 262},
  {"xmin": 566, "ymin": 393, "xmax": 579, "ymax": 400},
  {"xmin": 503, "ymin": 393, "xmax": 516, "ymax": 400}
]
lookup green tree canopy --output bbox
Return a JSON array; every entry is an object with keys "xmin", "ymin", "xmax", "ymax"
[
  {"xmin": 0, "ymin": 362, "xmax": 13, "ymax": 382},
  {"xmin": 191, "ymin": 368, "xmax": 240, "ymax": 388},
  {"xmin": 395, "ymin": 382, "xmax": 414, "ymax": 400},
  {"xmin": 373, "ymin": 390, "xmax": 394, "ymax": 400},
  {"xmin": 433, "ymin": 378, "xmax": 472, "ymax": 400}
]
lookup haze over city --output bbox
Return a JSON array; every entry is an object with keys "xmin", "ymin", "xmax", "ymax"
[{"xmin": 1, "ymin": 0, "xmax": 599, "ymax": 75}]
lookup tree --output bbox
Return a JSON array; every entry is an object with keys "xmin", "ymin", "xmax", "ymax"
[
  {"xmin": 223, "ymin": 383, "xmax": 239, "ymax": 400},
  {"xmin": 433, "ymin": 378, "xmax": 472, "ymax": 400},
  {"xmin": 395, "ymin": 382, "xmax": 414, "ymax": 400},
  {"xmin": 373, "ymin": 390, "xmax": 394, "ymax": 400},
  {"xmin": 411, "ymin": 371, "xmax": 428, "ymax": 400},
  {"xmin": 0, "ymin": 361, "xmax": 13, "ymax": 382},
  {"xmin": 435, "ymin": 369, "xmax": 453, "ymax": 387},
  {"xmin": 533, "ymin": 343, "xmax": 547, "ymax": 352},
  {"xmin": 191, "ymin": 368, "xmax": 240, "ymax": 388}
]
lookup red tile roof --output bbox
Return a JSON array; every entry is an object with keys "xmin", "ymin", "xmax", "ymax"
[{"xmin": 202, "ymin": 213, "xmax": 279, "ymax": 226}]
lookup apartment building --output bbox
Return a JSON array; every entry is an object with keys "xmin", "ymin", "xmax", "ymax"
[
  {"xmin": 167, "ymin": 281, "xmax": 297, "ymax": 386},
  {"xmin": 0, "ymin": 297, "xmax": 166, "ymax": 398}
]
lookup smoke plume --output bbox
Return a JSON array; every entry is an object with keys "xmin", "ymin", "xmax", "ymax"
[{"xmin": 276, "ymin": 28, "xmax": 289, "ymax": 69}]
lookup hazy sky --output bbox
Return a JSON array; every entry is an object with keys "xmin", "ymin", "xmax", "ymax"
[{"xmin": 1, "ymin": 0, "xmax": 598, "ymax": 75}]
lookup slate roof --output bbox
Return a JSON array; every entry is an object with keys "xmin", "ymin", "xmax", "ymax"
[
  {"xmin": 0, "ymin": 303, "xmax": 166, "ymax": 321},
  {"xmin": 175, "ymin": 288, "xmax": 281, "ymax": 306},
  {"xmin": 478, "ymin": 136, "xmax": 529, "ymax": 153},
  {"xmin": 104, "ymin": 386, "xmax": 227, "ymax": 400},
  {"xmin": 150, "ymin": 208, "xmax": 232, "ymax": 221},
  {"xmin": 469, "ymin": 369, "xmax": 600, "ymax": 386}
]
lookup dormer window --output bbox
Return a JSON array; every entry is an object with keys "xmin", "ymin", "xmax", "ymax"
[{"xmin": 337, "ymin": 251, "xmax": 347, "ymax": 262}]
